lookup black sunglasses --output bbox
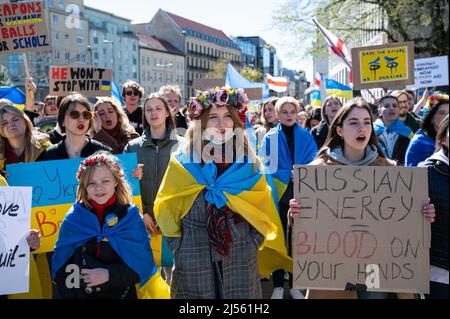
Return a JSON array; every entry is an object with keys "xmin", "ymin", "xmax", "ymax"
[
  {"xmin": 125, "ymin": 90, "xmax": 140, "ymax": 96},
  {"xmin": 69, "ymin": 110, "xmax": 92, "ymax": 120}
]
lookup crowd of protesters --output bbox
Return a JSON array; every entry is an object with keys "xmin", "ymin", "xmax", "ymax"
[{"xmin": 0, "ymin": 76, "xmax": 448, "ymax": 300}]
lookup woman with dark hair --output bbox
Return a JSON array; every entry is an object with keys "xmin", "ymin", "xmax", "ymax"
[
  {"xmin": 37, "ymin": 93, "xmax": 112, "ymax": 161},
  {"xmin": 91, "ymin": 97, "xmax": 139, "ymax": 154},
  {"xmin": 405, "ymin": 96, "xmax": 449, "ymax": 166},
  {"xmin": 288, "ymin": 98, "xmax": 436, "ymax": 299},
  {"xmin": 124, "ymin": 93, "xmax": 183, "ymax": 238},
  {"xmin": 305, "ymin": 107, "xmax": 321, "ymax": 131},
  {"xmin": 310, "ymin": 96, "xmax": 343, "ymax": 148},
  {"xmin": 419, "ymin": 115, "xmax": 449, "ymax": 299}
]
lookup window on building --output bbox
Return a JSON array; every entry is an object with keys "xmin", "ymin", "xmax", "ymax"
[
  {"xmin": 53, "ymin": 15, "xmax": 58, "ymax": 25},
  {"xmin": 55, "ymin": 50, "xmax": 60, "ymax": 60},
  {"xmin": 54, "ymin": 32, "xmax": 59, "ymax": 41},
  {"xmin": 195, "ymin": 44, "xmax": 198, "ymax": 52},
  {"xmin": 94, "ymin": 52, "xmax": 99, "ymax": 59},
  {"xmin": 77, "ymin": 36, "xmax": 84, "ymax": 46},
  {"xmin": 65, "ymin": 34, "xmax": 69, "ymax": 40},
  {"xmin": 65, "ymin": 52, "xmax": 70, "ymax": 62},
  {"xmin": 93, "ymin": 37, "xmax": 98, "ymax": 44}
]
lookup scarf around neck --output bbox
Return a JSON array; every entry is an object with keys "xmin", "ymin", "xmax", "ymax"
[{"xmin": 326, "ymin": 144, "xmax": 379, "ymax": 166}]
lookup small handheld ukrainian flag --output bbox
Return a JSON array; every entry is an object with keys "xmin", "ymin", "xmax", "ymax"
[{"xmin": 101, "ymin": 80, "xmax": 111, "ymax": 92}]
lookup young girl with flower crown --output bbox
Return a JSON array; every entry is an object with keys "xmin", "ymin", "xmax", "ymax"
[
  {"xmin": 52, "ymin": 152, "xmax": 168, "ymax": 299},
  {"xmin": 154, "ymin": 87, "xmax": 291, "ymax": 299}
]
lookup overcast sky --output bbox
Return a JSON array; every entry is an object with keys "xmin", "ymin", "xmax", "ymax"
[{"xmin": 83, "ymin": 0, "xmax": 313, "ymax": 79}]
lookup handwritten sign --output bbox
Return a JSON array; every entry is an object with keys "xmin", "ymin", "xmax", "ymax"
[
  {"xmin": 49, "ymin": 66, "xmax": 112, "ymax": 97},
  {"xmin": 0, "ymin": 186, "xmax": 32, "ymax": 295},
  {"xmin": 0, "ymin": 1, "xmax": 50, "ymax": 55},
  {"xmin": 292, "ymin": 165, "xmax": 430, "ymax": 293},
  {"xmin": 6, "ymin": 153, "xmax": 141, "ymax": 253},
  {"xmin": 407, "ymin": 56, "xmax": 449, "ymax": 89},
  {"xmin": 352, "ymin": 42, "xmax": 414, "ymax": 90}
]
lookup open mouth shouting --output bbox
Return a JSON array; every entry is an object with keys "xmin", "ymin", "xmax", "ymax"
[
  {"xmin": 77, "ymin": 124, "xmax": 85, "ymax": 131},
  {"xmin": 356, "ymin": 135, "xmax": 367, "ymax": 144}
]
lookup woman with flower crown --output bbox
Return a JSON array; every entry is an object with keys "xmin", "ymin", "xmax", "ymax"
[
  {"xmin": 52, "ymin": 152, "xmax": 169, "ymax": 299},
  {"xmin": 153, "ymin": 87, "xmax": 291, "ymax": 299}
]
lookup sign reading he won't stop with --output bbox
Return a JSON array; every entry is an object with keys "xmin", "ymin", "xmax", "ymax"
[{"xmin": 292, "ymin": 165, "xmax": 431, "ymax": 294}]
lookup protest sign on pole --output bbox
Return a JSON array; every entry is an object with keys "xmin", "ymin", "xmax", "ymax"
[
  {"xmin": 407, "ymin": 56, "xmax": 449, "ymax": 89},
  {"xmin": 49, "ymin": 66, "xmax": 112, "ymax": 97},
  {"xmin": 0, "ymin": 1, "xmax": 51, "ymax": 55},
  {"xmin": 351, "ymin": 42, "xmax": 415, "ymax": 90},
  {"xmin": 0, "ymin": 186, "xmax": 32, "ymax": 295},
  {"xmin": 292, "ymin": 165, "xmax": 430, "ymax": 293}
]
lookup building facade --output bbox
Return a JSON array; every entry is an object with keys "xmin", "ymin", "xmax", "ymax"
[
  {"xmin": 138, "ymin": 33, "xmax": 185, "ymax": 98},
  {"xmin": 134, "ymin": 9, "xmax": 241, "ymax": 98},
  {"xmin": 84, "ymin": 6, "xmax": 139, "ymax": 89}
]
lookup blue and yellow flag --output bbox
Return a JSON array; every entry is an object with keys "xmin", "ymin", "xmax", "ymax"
[
  {"xmin": 154, "ymin": 151, "xmax": 292, "ymax": 276},
  {"xmin": 101, "ymin": 80, "xmax": 111, "ymax": 91},
  {"xmin": 52, "ymin": 204, "xmax": 169, "ymax": 298},
  {"xmin": 0, "ymin": 86, "xmax": 26, "ymax": 109},
  {"xmin": 260, "ymin": 123, "xmax": 317, "ymax": 201},
  {"xmin": 310, "ymin": 89, "xmax": 321, "ymax": 107},
  {"xmin": 373, "ymin": 118, "xmax": 414, "ymax": 139},
  {"xmin": 325, "ymin": 79, "xmax": 353, "ymax": 99}
]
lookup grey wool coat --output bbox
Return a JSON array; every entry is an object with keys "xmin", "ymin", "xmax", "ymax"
[{"xmin": 167, "ymin": 191, "xmax": 265, "ymax": 299}]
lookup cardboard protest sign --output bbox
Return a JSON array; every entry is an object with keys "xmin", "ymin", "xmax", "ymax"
[
  {"xmin": 0, "ymin": 1, "xmax": 50, "ymax": 54},
  {"xmin": 0, "ymin": 186, "xmax": 32, "ymax": 295},
  {"xmin": 49, "ymin": 66, "xmax": 112, "ymax": 97},
  {"xmin": 407, "ymin": 56, "xmax": 449, "ymax": 89},
  {"xmin": 292, "ymin": 165, "xmax": 430, "ymax": 293},
  {"xmin": 351, "ymin": 42, "xmax": 414, "ymax": 90},
  {"xmin": 6, "ymin": 153, "xmax": 141, "ymax": 254}
]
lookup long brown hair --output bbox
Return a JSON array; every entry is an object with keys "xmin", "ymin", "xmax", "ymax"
[
  {"xmin": 183, "ymin": 105, "xmax": 261, "ymax": 171},
  {"xmin": 316, "ymin": 97, "xmax": 385, "ymax": 159},
  {"xmin": 320, "ymin": 95, "xmax": 342, "ymax": 125},
  {"xmin": 142, "ymin": 93, "xmax": 175, "ymax": 131}
]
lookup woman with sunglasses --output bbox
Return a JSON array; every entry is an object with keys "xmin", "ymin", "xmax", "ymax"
[
  {"xmin": 37, "ymin": 93, "xmax": 111, "ymax": 161},
  {"xmin": 122, "ymin": 81, "xmax": 145, "ymax": 136},
  {"xmin": 91, "ymin": 97, "xmax": 139, "ymax": 154}
]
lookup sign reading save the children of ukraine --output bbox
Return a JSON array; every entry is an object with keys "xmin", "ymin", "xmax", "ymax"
[
  {"xmin": 0, "ymin": 1, "xmax": 50, "ymax": 54},
  {"xmin": 0, "ymin": 186, "xmax": 32, "ymax": 295},
  {"xmin": 49, "ymin": 66, "xmax": 112, "ymax": 97},
  {"xmin": 292, "ymin": 165, "xmax": 430, "ymax": 294},
  {"xmin": 6, "ymin": 153, "xmax": 140, "ymax": 254},
  {"xmin": 351, "ymin": 42, "xmax": 414, "ymax": 90}
]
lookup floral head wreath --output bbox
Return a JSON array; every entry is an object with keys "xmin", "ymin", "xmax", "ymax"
[
  {"xmin": 427, "ymin": 93, "xmax": 449, "ymax": 109},
  {"xmin": 76, "ymin": 154, "xmax": 123, "ymax": 180},
  {"xmin": 187, "ymin": 86, "xmax": 250, "ymax": 121}
]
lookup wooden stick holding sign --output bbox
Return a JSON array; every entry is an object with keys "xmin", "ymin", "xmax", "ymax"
[{"xmin": 292, "ymin": 165, "xmax": 431, "ymax": 294}]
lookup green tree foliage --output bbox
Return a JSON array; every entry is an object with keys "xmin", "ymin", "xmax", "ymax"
[
  {"xmin": 0, "ymin": 65, "xmax": 13, "ymax": 87},
  {"xmin": 273, "ymin": 0, "xmax": 449, "ymax": 58},
  {"xmin": 205, "ymin": 58, "xmax": 228, "ymax": 78},
  {"xmin": 240, "ymin": 66, "xmax": 263, "ymax": 82}
]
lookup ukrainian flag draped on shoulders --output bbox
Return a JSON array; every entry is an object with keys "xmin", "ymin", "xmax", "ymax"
[
  {"xmin": 154, "ymin": 150, "xmax": 292, "ymax": 276},
  {"xmin": 373, "ymin": 118, "xmax": 414, "ymax": 139},
  {"xmin": 51, "ymin": 203, "xmax": 169, "ymax": 299},
  {"xmin": 261, "ymin": 123, "xmax": 317, "ymax": 201}
]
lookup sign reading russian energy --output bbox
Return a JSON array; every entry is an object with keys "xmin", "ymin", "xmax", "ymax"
[
  {"xmin": 407, "ymin": 56, "xmax": 449, "ymax": 89},
  {"xmin": 0, "ymin": 1, "xmax": 50, "ymax": 54},
  {"xmin": 292, "ymin": 165, "xmax": 430, "ymax": 293},
  {"xmin": 49, "ymin": 66, "xmax": 112, "ymax": 97},
  {"xmin": 351, "ymin": 42, "xmax": 414, "ymax": 90},
  {"xmin": 6, "ymin": 153, "xmax": 141, "ymax": 254},
  {"xmin": 0, "ymin": 186, "xmax": 32, "ymax": 295}
]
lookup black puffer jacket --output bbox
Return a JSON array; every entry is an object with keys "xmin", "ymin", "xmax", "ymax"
[
  {"xmin": 419, "ymin": 154, "xmax": 449, "ymax": 271},
  {"xmin": 54, "ymin": 203, "xmax": 140, "ymax": 299},
  {"xmin": 310, "ymin": 120, "xmax": 329, "ymax": 149}
]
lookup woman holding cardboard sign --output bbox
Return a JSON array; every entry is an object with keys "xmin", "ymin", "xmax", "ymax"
[{"xmin": 288, "ymin": 98, "xmax": 436, "ymax": 299}]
